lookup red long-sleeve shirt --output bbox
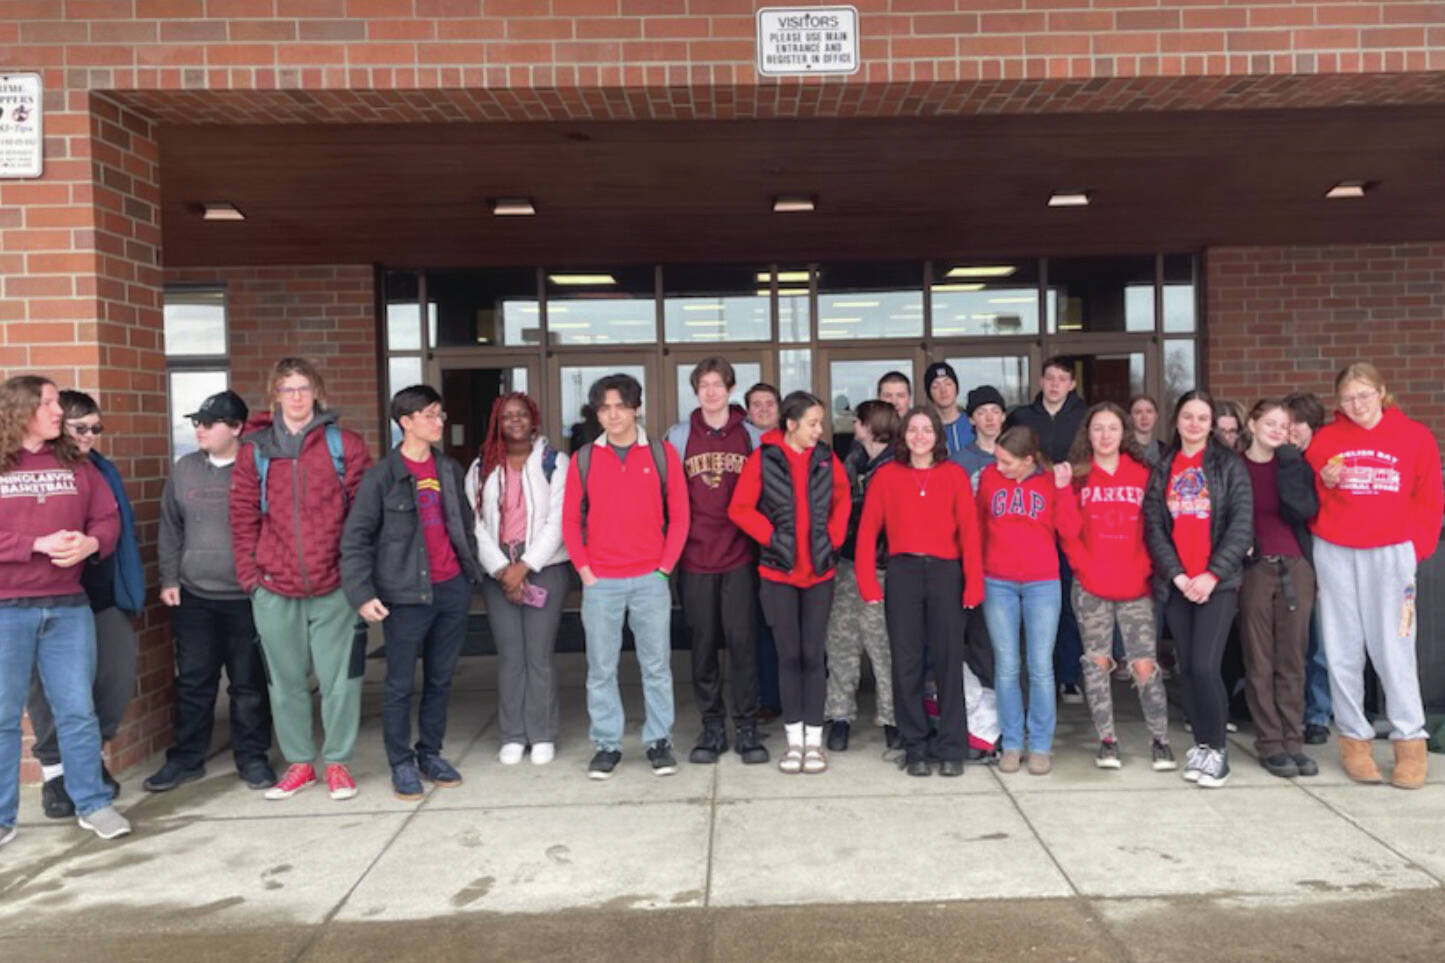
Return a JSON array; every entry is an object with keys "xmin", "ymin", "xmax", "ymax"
[
  {"xmin": 727, "ymin": 431, "xmax": 850, "ymax": 588},
  {"xmin": 975, "ymin": 464, "xmax": 1078, "ymax": 582},
  {"xmin": 1305, "ymin": 407, "xmax": 1444, "ymax": 562},
  {"xmin": 0, "ymin": 446, "xmax": 119, "ymax": 601},
  {"xmin": 1057, "ymin": 455, "xmax": 1153, "ymax": 601},
  {"xmin": 561, "ymin": 433, "xmax": 691, "ymax": 579},
  {"xmin": 854, "ymin": 460, "xmax": 985, "ymax": 608}
]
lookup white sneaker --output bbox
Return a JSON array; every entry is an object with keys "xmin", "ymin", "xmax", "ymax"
[
  {"xmin": 78, "ymin": 805, "xmax": 131, "ymax": 840},
  {"xmin": 499, "ymin": 743, "xmax": 525, "ymax": 766},
  {"xmin": 530, "ymin": 742, "xmax": 555, "ymax": 766}
]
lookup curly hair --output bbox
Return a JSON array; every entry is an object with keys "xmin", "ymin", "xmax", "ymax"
[
  {"xmin": 1, "ymin": 375, "xmax": 83, "ymax": 474},
  {"xmin": 477, "ymin": 391, "xmax": 542, "ymax": 511},
  {"xmin": 1067, "ymin": 402, "xmax": 1148, "ymax": 476}
]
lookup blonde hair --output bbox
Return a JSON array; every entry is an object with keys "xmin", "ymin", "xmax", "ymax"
[
  {"xmin": 269, "ymin": 356, "xmax": 328, "ymax": 409},
  {"xmin": 1334, "ymin": 362, "xmax": 1395, "ymax": 407},
  {"xmin": 1, "ymin": 375, "xmax": 83, "ymax": 474}
]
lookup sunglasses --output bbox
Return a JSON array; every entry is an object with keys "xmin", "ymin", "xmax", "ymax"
[{"xmin": 68, "ymin": 424, "xmax": 104, "ymax": 436}]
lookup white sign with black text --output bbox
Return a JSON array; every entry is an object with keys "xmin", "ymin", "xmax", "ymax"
[
  {"xmin": 0, "ymin": 72, "xmax": 42, "ymax": 179},
  {"xmin": 756, "ymin": 6, "xmax": 860, "ymax": 77}
]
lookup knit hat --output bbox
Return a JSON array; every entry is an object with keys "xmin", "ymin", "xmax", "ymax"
[
  {"xmin": 923, "ymin": 361, "xmax": 959, "ymax": 395},
  {"xmin": 965, "ymin": 385, "xmax": 1006, "ymax": 417}
]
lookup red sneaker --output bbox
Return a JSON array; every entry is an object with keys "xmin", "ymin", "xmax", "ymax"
[
  {"xmin": 325, "ymin": 763, "xmax": 358, "ymax": 801},
  {"xmin": 264, "ymin": 763, "xmax": 316, "ymax": 800}
]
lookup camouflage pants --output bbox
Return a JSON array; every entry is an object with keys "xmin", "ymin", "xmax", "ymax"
[
  {"xmin": 824, "ymin": 559, "xmax": 895, "ymax": 727},
  {"xmin": 1071, "ymin": 583, "xmax": 1169, "ymax": 743}
]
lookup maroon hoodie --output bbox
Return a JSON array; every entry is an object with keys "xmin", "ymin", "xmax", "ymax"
[
  {"xmin": 0, "ymin": 445, "xmax": 119, "ymax": 601},
  {"xmin": 671, "ymin": 405, "xmax": 757, "ymax": 574}
]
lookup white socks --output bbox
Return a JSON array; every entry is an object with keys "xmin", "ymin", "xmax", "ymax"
[
  {"xmin": 784, "ymin": 722, "xmax": 804, "ymax": 747},
  {"xmin": 804, "ymin": 725, "xmax": 824, "ymax": 749},
  {"xmin": 41, "ymin": 764, "xmax": 64, "ymax": 781}
]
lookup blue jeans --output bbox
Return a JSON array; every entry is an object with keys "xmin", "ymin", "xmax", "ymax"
[
  {"xmin": 580, "ymin": 574, "xmax": 675, "ymax": 750},
  {"xmin": 1304, "ymin": 608, "xmax": 1332, "ymax": 727},
  {"xmin": 983, "ymin": 578, "xmax": 1061, "ymax": 753},
  {"xmin": 0, "ymin": 604, "xmax": 110, "ymax": 826}
]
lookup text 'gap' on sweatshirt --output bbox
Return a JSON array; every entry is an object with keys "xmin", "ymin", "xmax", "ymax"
[{"xmin": 975, "ymin": 462, "xmax": 1079, "ymax": 583}]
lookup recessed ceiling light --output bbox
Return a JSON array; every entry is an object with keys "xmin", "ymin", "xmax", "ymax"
[
  {"xmin": 547, "ymin": 274, "xmax": 616, "ymax": 286},
  {"xmin": 1325, "ymin": 180, "xmax": 1370, "ymax": 199},
  {"xmin": 772, "ymin": 195, "xmax": 815, "ymax": 213},
  {"xmin": 931, "ymin": 283, "xmax": 985, "ymax": 293},
  {"xmin": 492, "ymin": 197, "xmax": 536, "ymax": 216},
  {"xmin": 756, "ymin": 271, "xmax": 811, "ymax": 283},
  {"xmin": 200, "ymin": 202, "xmax": 245, "ymax": 221},
  {"xmin": 1047, "ymin": 190, "xmax": 1091, "ymax": 208},
  {"xmin": 946, "ymin": 266, "xmax": 1017, "ymax": 278}
]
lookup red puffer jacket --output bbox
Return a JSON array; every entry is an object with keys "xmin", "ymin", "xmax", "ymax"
[{"xmin": 230, "ymin": 410, "xmax": 372, "ymax": 598}]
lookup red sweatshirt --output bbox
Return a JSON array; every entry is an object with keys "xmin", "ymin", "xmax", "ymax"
[
  {"xmin": 975, "ymin": 464, "xmax": 1078, "ymax": 582},
  {"xmin": 727, "ymin": 430, "xmax": 850, "ymax": 588},
  {"xmin": 0, "ymin": 446, "xmax": 120, "ymax": 601},
  {"xmin": 1058, "ymin": 455, "xmax": 1152, "ymax": 600},
  {"xmin": 561, "ymin": 432, "xmax": 691, "ymax": 579},
  {"xmin": 1305, "ymin": 406, "xmax": 1444, "ymax": 562},
  {"xmin": 854, "ymin": 460, "xmax": 985, "ymax": 608}
]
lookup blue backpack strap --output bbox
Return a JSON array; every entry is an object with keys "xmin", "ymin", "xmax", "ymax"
[
  {"xmin": 542, "ymin": 444, "xmax": 558, "ymax": 483},
  {"xmin": 256, "ymin": 425, "xmax": 346, "ymax": 515},
  {"xmin": 254, "ymin": 446, "xmax": 271, "ymax": 515}
]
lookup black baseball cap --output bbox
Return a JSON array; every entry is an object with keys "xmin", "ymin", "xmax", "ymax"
[{"xmin": 186, "ymin": 390, "xmax": 249, "ymax": 425}]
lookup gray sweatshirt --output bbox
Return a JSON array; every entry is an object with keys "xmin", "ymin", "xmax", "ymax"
[{"xmin": 158, "ymin": 450, "xmax": 246, "ymax": 600}]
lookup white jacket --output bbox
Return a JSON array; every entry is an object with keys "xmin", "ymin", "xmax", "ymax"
[{"xmin": 465, "ymin": 435, "xmax": 570, "ymax": 576}]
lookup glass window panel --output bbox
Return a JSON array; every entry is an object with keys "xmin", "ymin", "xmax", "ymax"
[
  {"xmin": 930, "ymin": 259, "xmax": 1039, "ymax": 337},
  {"xmin": 163, "ymin": 288, "xmax": 227, "ymax": 357},
  {"xmin": 663, "ymin": 265, "xmax": 770, "ymax": 343},
  {"xmin": 545, "ymin": 267, "xmax": 656, "ymax": 345},
  {"xmin": 817, "ymin": 263, "xmax": 922, "ymax": 341},
  {"xmin": 427, "ymin": 268, "xmax": 540, "ymax": 347},
  {"xmin": 675, "ymin": 361, "xmax": 760, "ymax": 416},
  {"xmin": 1163, "ymin": 339, "xmax": 1197, "ymax": 410},
  {"xmin": 386, "ymin": 355, "xmax": 425, "ymax": 447},
  {"xmin": 559, "ymin": 364, "xmax": 648, "ymax": 440},
  {"xmin": 168, "ymin": 369, "xmax": 229, "ymax": 461},
  {"xmin": 1162, "ymin": 254, "xmax": 1197, "ymax": 333},
  {"xmin": 828, "ymin": 357, "xmax": 911, "ymax": 447},
  {"xmin": 776, "ymin": 267, "xmax": 811, "ymax": 343},
  {"xmin": 1046, "ymin": 256, "xmax": 1156, "ymax": 334},
  {"xmin": 778, "ymin": 349, "xmax": 812, "ymax": 396},
  {"xmin": 1071, "ymin": 352, "xmax": 1146, "ymax": 409},
  {"xmin": 946, "ymin": 355, "xmax": 1031, "ymax": 408},
  {"xmin": 383, "ymin": 271, "xmax": 422, "ymax": 351}
]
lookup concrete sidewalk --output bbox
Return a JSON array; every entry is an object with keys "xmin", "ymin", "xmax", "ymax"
[{"xmin": 2, "ymin": 652, "xmax": 1443, "ymax": 961}]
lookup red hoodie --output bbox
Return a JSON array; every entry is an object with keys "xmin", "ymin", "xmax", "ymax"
[
  {"xmin": 1058, "ymin": 454, "xmax": 1153, "ymax": 600},
  {"xmin": 975, "ymin": 464, "xmax": 1079, "ymax": 582},
  {"xmin": 0, "ymin": 445, "xmax": 119, "ymax": 601},
  {"xmin": 854, "ymin": 460, "xmax": 985, "ymax": 608},
  {"xmin": 561, "ymin": 431, "xmax": 691, "ymax": 579},
  {"xmin": 728, "ymin": 429, "xmax": 850, "ymax": 588},
  {"xmin": 1305, "ymin": 407, "xmax": 1444, "ymax": 562}
]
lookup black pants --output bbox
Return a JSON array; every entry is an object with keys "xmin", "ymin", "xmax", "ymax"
[
  {"xmin": 963, "ymin": 600, "xmax": 995, "ymax": 689},
  {"xmin": 381, "ymin": 575, "xmax": 471, "ymax": 767},
  {"xmin": 1164, "ymin": 586, "xmax": 1239, "ymax": 750},
  {"xmin": 885, "ymin": 555, "xmax": 968, "ymax": 763},
  {"xmin": 678, "ymin": 565, "xmax": 759, "ymax": 728},
  {"xmin": 166, "ymin": 591, "xmax": 272, "ymax": 770},
  {"xmin": 758, "ymin": 578, "xmax": 834, "ymax": 728}
]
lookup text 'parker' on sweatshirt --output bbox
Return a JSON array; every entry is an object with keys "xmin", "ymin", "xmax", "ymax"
[{"xmin": 1057, "ymin": 454, "xmax": 1153, "ymax": 601}]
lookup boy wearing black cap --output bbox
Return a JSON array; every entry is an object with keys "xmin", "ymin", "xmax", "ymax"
[
  {"xmin": 924, "ymin": 361, "xmax": 974, "ymax": 454},
  {"xmin": 956, "ymin": 385, "xmax": 1007, "ymax": 486},
  {"xmin": 145, "ymin": 390, "xmax": 276, "ymax": 792}
]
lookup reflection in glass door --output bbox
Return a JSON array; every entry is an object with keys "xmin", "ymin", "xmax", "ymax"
[
  {"xmin": 672, "ymin": 359, "xmax": 762, "ymax": 425},
  {"xmin": 436, "ymin": 363, "xmax": 533, "ymax": 466},
  {"xmin": 825, "ymin": 354, "xmax": 914, "ymax": 454},
  {"xmin": 552, "ymin": 356, "xmax": 655, "ymax": 454}
]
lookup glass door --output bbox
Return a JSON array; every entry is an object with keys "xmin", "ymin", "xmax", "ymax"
[
  {"xmin": 430, "ymin": 353, "xmax": 539, "ymax": 468},
  {"xmin": 816, "ymin": 347, "xmax": 923, "ymax": 453},
  {"xmin": 549, "ymin": 352, "xmax": 659, "ymax": 454},
  {"xmin": 1047, "ymin": 336, "xmax": 1155, "ymax": 410},
  {"xmin": 666, "ymin": 349, "xmax": 771, "ymax": 431},
  {"xmin": 933, "ymin": 343, "xmax": 1039, "ymax": 410}
]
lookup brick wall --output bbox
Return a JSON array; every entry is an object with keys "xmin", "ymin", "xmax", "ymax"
[
  {"xmin": 1205, "ymin": 242, "xmax": 1445, "ymax": 447},
  {"xmin": 164, "ymin": 265, "xmax": 384, "ymax": 452}
]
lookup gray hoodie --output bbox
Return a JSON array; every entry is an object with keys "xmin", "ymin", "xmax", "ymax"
[{"xmin": 158, "ymin": 450, "xmax": 246, "ymax": 600}]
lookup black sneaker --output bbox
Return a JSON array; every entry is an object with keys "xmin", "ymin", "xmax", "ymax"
[
  {"xmin": 735, "ymin": 722, "xmax": 770, "ymax": 765},
  {"xmin": 102, "ymin": 765, "xmax": 120, "ymax": 800},
  {"xmin": 1059, "ymin": 683, "xmax": 1084, "ymax": 705},
  {"xmin": 826, "ymin": 720, "xmax": 850, "ymax": 752},
  {"xmin": 1304, "ymin": 724, "xmax": 1330, "ymax": 745},
  {"xmin": 689, "ymin": 723, "xmax": 727, "ymax": 764},
  {"xmin": 588, "ymin": 749, "xmax": 622, "ymax": 780},
  {"xmin": 238, "ymin": 759, "xmax": 277, "ymax": 790},
  {"xmin": 390, "ymin": 761, "xmax": 425, "ymax": 801},
  {"xmin": 41, "ymin": 775, "xmax": 74, "ymax": 819},
  {"xmin": 1260, "ymin": 753, "xmax": 1299, "ymax": 778},
  {"xmin": 938, "ymin": 759, "xmax": 964, "ymax": 777},
  {"xmin": 1150, "ymin": 740, "xmax": 1177, "ymax": 772},
  {"xmin": 646, "ymin": 740, "xmax": 678, "ymax": 776},
  {"xmin": 1095, "ymin": 740, "xmax": 1122, "ymax": 770},
  {"xmin": 418, "ymin": 755, "xmax": 463, "ymax": 787},
  {"xmin": 142, "ymin": 761, "xmax": 206, "ymax": 793},
  {"xmin": 883, "ymin": 725, "xmax": 903, "ymax": 750},
  {"xmin": 1197, "ymin": 747, "xmax": 1231, "ymax": 788},
  {"xmin": 905, "ymin": 756, "xmax": 932, "ymax": 777},
  {"xmin": 1290, "ymin": 752, "xmax": 1320, "ymax": 777}
]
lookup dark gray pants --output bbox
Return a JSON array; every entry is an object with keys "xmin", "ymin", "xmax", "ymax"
[
  {"xmin": 678, "ymin": 564, "xmax": 759, "ymax": 729},
  {"xmin": 481, "ymin": 563, "xmax": 569, "ymax": 745},
  {"xmin": 27, "ymin": 606, "xmax": 137, "ymax": 767}
]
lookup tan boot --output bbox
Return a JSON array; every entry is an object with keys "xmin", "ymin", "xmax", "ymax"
[
  {"xmin": 1391, "ymin": 739, "xmax": 1429, "ymax": 790},
  {"xmin": 1338, "ymin": 735, "xmax": 1383, "ymax": 784}
]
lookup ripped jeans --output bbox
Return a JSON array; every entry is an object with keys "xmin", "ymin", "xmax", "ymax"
[{"xmin": 1071, "ymin": 583, "xmax": 1169, "ymax": 745}]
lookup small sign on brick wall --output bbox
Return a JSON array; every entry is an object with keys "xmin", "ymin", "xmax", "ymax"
[
  {"xmin": 756, "ymin": 6, "xmax": 860, "ymax": 77},
  {"xmin": 0, "ymin": 72, "xmax": 42, "ymax": 179}
]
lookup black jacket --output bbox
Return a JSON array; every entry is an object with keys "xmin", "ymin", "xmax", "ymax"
[
  {"xmin": 840, "ymin": 444, "xmax": 892, "ymax": 566},
  {"xmin": 1004, "ymin": 392, "xmax": 1088, "ymax": 464},
  {"xmin": 1248, "ymin": 443, "xmax": 1318, "ymax": 562},
  {"xmin": 340, "ymin": 446, "xmax": 485, "ymax": 608},
  {"xmin": 1143, "ymin": 439, "xmax": 1255, "ymax": 603}
]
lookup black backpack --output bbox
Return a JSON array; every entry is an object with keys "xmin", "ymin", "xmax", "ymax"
[{"xmin": 574, "ymin": 440, "xmax": 669, "ymax": 543}]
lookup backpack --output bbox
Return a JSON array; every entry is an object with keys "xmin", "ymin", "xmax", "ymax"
[
  {"xmin": 541, "ymin": 445, "xmax": 558, "ymax": 483},
  {"xmin": 255, "ymin": 423, "xmax": 346, "ymax": 514},
  {"xmin": 575, "ymin": 439, "xmax": 669, "ymax": 542}
]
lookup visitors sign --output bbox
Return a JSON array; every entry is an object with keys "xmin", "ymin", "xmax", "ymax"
[
  {"xmin": 756, "ymin": 7, "xmax": 860, "ymax": 77},
  {"xmin": 0, "ymin": 73, "xmax": 42, "ymax": 178}
]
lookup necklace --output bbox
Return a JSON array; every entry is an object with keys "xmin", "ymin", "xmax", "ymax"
[{"xmin": 911, "ymin": 465, "xmax": 935, "ymax": 497}]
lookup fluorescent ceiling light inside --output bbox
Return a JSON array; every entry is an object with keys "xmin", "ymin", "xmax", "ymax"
[
  {"xmin": 201, "ymin": 202, "xmax": 245, "ymax": 221},
  {"xmin": 1325, "ymin": 180, "xmax": 1369, "ymax": 199},
  {"xmin": 491, "ymin": 197, "xmax": 535, "ymax": 216},
  {"xmin": 1048, "ymin": 190, "xmax": 1091, "ymax": 208},
  {"xmin": 685, "ymin": 320, "xmax": 727, "ymax": 327},
  {"xmin": 989, "ymin": 297, "xmax": 1037, "ymax": 304},
  {"xmin": 682, "ymin": 303, "xmax": 724, "ymax": 311},
  {"xmin": 819, "ymin": 317, "xmax": 861, "ymax": 324},
  {"xmin": 756, "ymin": 271, "xmax": 811, "ymax": 283},
  {"xmin": 548, "ymin": 274, "xmax": 616, "ymax": 286},
  {"xmin": 773, "ymin": 195, "xmax": 815, "ymax": 213},
  {"xmin": 945, "ymin": 265, "xmax": 1016, "ymax": 279},
  {"xmin": 828, "ymin": 300, "xmax": 880, "ymax": 308},
  {"xmin": 931, "ymin": 283, "xmax": 985, "ymax": 293},
  {"xmin": 548, "ymin": 322, "xmax": 592, "ymax": 329}
]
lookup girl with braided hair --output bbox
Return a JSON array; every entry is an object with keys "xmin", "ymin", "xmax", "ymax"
[{"xmin": 465, "ymin": 392, "xmax": 570, "ymax": 766}]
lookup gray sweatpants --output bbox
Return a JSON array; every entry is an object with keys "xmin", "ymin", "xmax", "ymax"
[
  {"xmin": 1312, "ymin": 537, "xmax": 1425, "ymax": 742},
  {"xmin": 480, "ymin": 563, "xmax": 569, "ymax": 745}
]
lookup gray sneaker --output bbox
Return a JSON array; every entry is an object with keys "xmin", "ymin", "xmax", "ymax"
[
  {"xmin": 1, "ymin": 824, "xmax": 15, "ymax": 848},
  {"xmin": 77, "ymin": 805, "xmax": 132, "ymax": 840},
  {"xmin": 1182, "ymin": 744, "xmax": 1208, "ymax": 783},
  {"xmin": 1196, "ymin": 748, "xmax": 1231, "ymax": 789}
]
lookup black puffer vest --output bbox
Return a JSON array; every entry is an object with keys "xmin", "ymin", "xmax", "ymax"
[{"xmin": 758, "ymin": 441, "xmax": 837, "ymax": 577}]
